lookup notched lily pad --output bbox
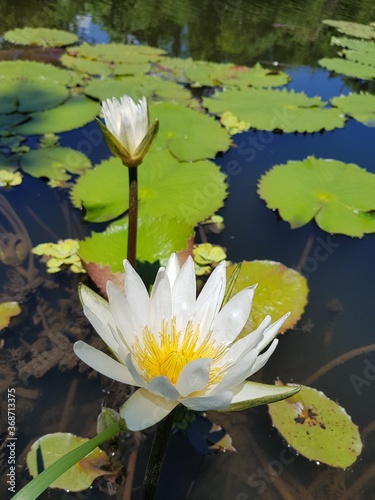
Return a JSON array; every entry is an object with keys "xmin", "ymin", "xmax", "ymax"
[
  {"xmin": 331, "ymin": 93, "xmax": 375, "ymax": 126},
  {"xmin": 26, "ymin": 432, "xmax": 111, "ymax": 492},
  {"xmin": 258, "ymin": 156, "xmax": 375, "ymax": 237},
  {"xmin": 4, "ymin": 27, "xmax": 78, "ymax": 47},
  {"xmin": 268, "ymin": 383, "xmax": 362, "ymax": 468},
  {"xmin": 319, "ymin": 57, "xmax": 375, "ymax": 80},
  {"xmin": 203, "ymin": 88, "xmax": 345, "ymax": 133},
  {"xmin": 323, "ymin": 19, "xmax": 375, "ymax": 40},
  {"xmin": 226, "ymin": 260, "xmax": 308, "ymax": 336}
]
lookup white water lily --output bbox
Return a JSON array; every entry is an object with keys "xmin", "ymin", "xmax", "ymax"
[
  {"xmin": 97, "ymin": 95, "xmax": 158, "ymax": 167},
  {"xmin": 74, "ymin": 254, "xmax": 299, "ymax": 431}
]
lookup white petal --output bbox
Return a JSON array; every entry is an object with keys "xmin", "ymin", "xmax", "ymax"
[
  {"xmin": 107, "ymin": 282, "xmax": 139, "ymax": 349},
  {"xmin": 175, "ymin": 359, "xmax": 212, "ymax": 397},
  {"xmin": 212, "ymin": 349, "xmax": 258, "ymax": 393},
  {"xmin": 165, "ymin": 253, "xmax": 180, "ymax": 288},
  {"xmin": 125, "ymin": 353, "xmax": 147, "ymax": 388},
  {"xmin": 257, "ymin": 313, "xmax": 289, "ymax": 352},
  {"xmin": 73, "ymin": 341, "xmax": 136, "ymax": 385},
  {"xmin": 146, "ymin": 376, "xmax": 180, "ymax": 400},
  {"xmin": 123, "ymin": 260, "xmax": 150, "ymax": 328},
  {"xmin": 193, "ymin": 261, "xmax": 225, "ymax": 338},
  {"xmin": 249, "ymin": 339, "xmax": 279, "ymax": 376},
  {"xmin": 210, "ymin": 286, "xmax": 255, "ymax": 344},
  {"xmin": 218, "ymin": 315, "xmax": 271, "ymax": 367},
  {"xmin": 148, "ymin": 272, "xmax": 172, "ymax": 335},
  {"xmin": 182, "ymin": 391, "xmax": 233, "ymax": 411},
  {"xmin": 120, "ymin": 388, "xmax": 178, "ymax": 431},
  {"xmin": 171, "ymin": 257, "xmax": 196, "ymax": 332}
]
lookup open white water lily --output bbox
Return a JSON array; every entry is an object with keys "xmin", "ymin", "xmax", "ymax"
[
  {"xmin": 96, "ymin": 95, "xmax": 158, "ymax": 167},
  {"xmin": 74, "ymin": 254, "xmax": 300, "ymax": 431}
]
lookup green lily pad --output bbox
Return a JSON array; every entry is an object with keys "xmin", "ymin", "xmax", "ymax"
[
  {"xmin": 153, "ymin": 80, "xmax": 192, "ymax": 105},
  {"xmin": 0, "ymin": 114, "xmax": 28, "ymax": 128},
  {"xmin": 331, "ymin": 93, "xmax": 375, "ymax": 126},
  {"xmin": 0, "ymin": 301, "xmax": 21, "ymax": 331},
  {"xmin": 221, "ymin": 63, "xmax": 290, "ymax": 89},
  {"xmin": 79, "ymin": 215, "xmax": 193, "ymax": 270},
  {"xmin": 318, "ymin": 57, "xmax": 375, "ymax": 80},
  {"xmin": 268, "ymin": 383, "xmax": 362, "ymax": 468},
  {"xmin": 71, "ymin": 43, "xmax": 165, "ymax": 64},
  {"xmin": 203, "ymin": 88, "xmax": 345, "ymax": 133},
  {"xmin": 70, "ymin": 150, "xmax": 227, "ymax": 224},
  {"xmin": 85, "ymin": 77, "xmax": 156, "ymax": 102},
  {"xmin": 340, "ymin": 48, "xmax": 375, "ymax": 67},
  {"xmin": 331, "ymin": 36, "xmax": 375, "ymax": 55},
  {"xmin": 323, "ymin": 19, "xmax": 375, "ymax": 40},
  {"xmin": 0, "ymin": 80, "xmax": 69, "ymax": 114},
  {"xmin": 26, "ymin": 432, "xmax": 111, "ymax": 492},
  {"xmin": 4, "ymin": 27, "xmax": 78, "ymax": 47},
  {"xmin": 14, "ymin": 95, "xmax": 99, "ymax": 135},
  {"xmin": 184, "ymin": 61, "xmax": 236, "ymax": 87},
  {"xmin": 60, "ymin": 54, "xmax": 113, "ymax": 76},
  {"xmin": 0, "ymin": 61, "xmax": 71, "ymax": 86},
  {"xmin": 150, "ymin": 102, "xmax": 231, "ymax": 160},
  {"xmin": 226, "ymin": 260, "xmax": 308, "ymax": 336},
  {"xmin": 258, "ymin": 156, "xmax": 375, "ymax": 237},
  {"xmin": 21, "ymin": 147, "xmax": 92, "ymax": 181}
]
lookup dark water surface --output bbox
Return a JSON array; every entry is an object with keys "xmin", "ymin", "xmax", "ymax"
[{"xmin": 1, "ymin": 1, "xmax": 375, "ymax": 499}]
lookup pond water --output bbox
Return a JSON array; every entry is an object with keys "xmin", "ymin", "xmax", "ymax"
[{"xmin": 1, "ymin": 0, "xmax": 375, "ymax": 499}]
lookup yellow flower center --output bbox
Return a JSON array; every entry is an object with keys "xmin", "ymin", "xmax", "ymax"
[{"xmin": 131, "ymin": 318, "xmax": 227, "ymax": 385}]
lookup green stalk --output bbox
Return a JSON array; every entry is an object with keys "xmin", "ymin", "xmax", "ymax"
[
  {"xmin": 127, "ymin": 166, "xmax": 138, "ymax": 267},
  {"xmin": 141, "ymin": 409, "xmax": 176, "ymax": 500},
  {"xmin": 13, "ymin": 421, "xmax": 122, "ymax": 500}
]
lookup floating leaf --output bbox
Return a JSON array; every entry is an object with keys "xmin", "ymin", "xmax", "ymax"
[
  {"xmin": 153, "ymin": 80, "xmax": 192, "ymax": 106},
  {"xmin": 0, "ymin": 301, "xmax": 21, "ymax": 331},
  {"xmin": 323, "ymin": 19, "xmax": 375, "ymax": 40},
  {"xmin": 268, "ymin": 383, "xmax": 362, "ymax": 468},
  {"xmin": 32, "ymin": 239, "xmax": 85, "ymax": 273},
  {"xmin": 258, "ymin": 156, "xmax": 375, "ymax": 237},
  {"xmin": 226, "ymin": 260, "xmax": 308, "ymax": 336},
  {"xmin": 71, "ymin": 43, "xmax": 165, "ymax": 63},
  {"xmin": 318, "ymin": 57, "xmax": 375, "ymax": 80},
  {"xmin": 21, "ymin": 147, "xmax": 91, "ymax": 181},
  {"xmin": 14, "ymin": 96, "xmax": 99, "ymax": 135},
  {"xmin": 4, "ymin": 28, "xmax": 78, "ymax": 47},
  {"xmin": 203, "ymin": 88, "xmax": 345, "ymax": 133},
  {"xmin": 221, "ymin": 63, "xmax": 290, "ymax": 89},
  {"xmin": 150, "ymin": 102, "xmax": 231, "ymax": 160},
  {"xmin": 79, "ymin": 215, "xmax": 193, "ymax": 271},
  {"xmin": 193, "ymin": 243, "xmax": 226, "ymax": 276},
  {"xmin": 0, "ymin": 114, "xmax": 28, "ymax": 128},
  {"xmin": 70, "ymin": 150, "xmax": 227, "ymax": 224},
  {"xmin": 26, "ymin": 432, "xmax": 111, "ymax": 492},
  {"xmin": 331, "ymin": 93, "xmax": 375, "ymax": 126},
  {"xmin": 331, "ymin": 36, "xmax": 375, "ymax": 55},
  {"xmin": 0, "ymin": 169, "xmax": 22, "ymax": 187},
  {"xmin": 60, "ymin": 54, "xmax": 113, "ymax": 76},
  {"xmin": 341, "ymin": 48, "xmax": 375, "ymax": 67},
  {"xmin": 84, "ymin": 76, "xmax": 156, "ymax": 102},
  {"xmin": 220, "ymin": 111, "xmax": 250, "ymax": 135},
  {"xmin": 0, "ymin": 61, "xmax": 71, "ymax": 86},
  {"xmin": 0, "ymin": 80, "xmax": 69, "ymax": 114}
]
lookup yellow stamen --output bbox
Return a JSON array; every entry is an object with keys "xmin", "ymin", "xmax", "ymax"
[{"xmin": 131, "ymin": 318, "xmax": 227, "ymax": 386}]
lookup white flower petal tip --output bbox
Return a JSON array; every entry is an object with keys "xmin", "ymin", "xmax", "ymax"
[{"xmin": 76, "ymin": 254, "xmax": 287, "ymax": 430}]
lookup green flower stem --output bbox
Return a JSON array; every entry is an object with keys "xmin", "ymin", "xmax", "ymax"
[
  {"xmin": 127, "ymin": 165, "xmax": 138, "ymax": 267},
  {"xmin": 141, "ymin": 408, "xmax": 176, "ymax": 500}
]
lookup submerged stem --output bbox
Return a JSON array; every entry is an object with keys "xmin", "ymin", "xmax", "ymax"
[
  {"xmin": 127, "ymin": 166, "xmax": 138, "ymax": 267},
  {"xmin": 141, "ymin": 409, "xmax": 176, "ymax": 500}
]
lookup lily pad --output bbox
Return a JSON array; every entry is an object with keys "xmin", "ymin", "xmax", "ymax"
[
  {"xmin": 70, "ymin": 150, "xmax": 227, "ymax": 224},
  {"xmin": 0, "ymin": 80, "xmax": 69, "ymax": 114},
  {"xmin": 258, "ymin": 156, "xmax": 375, "ymax": 237},
  {"xmin": 150, "ymin": 102, "xmax": 231, "ymax": 160},
  {"xmin": 4, "ymin": 28, "xmax": 78, "ymax": 47},
  {"xmin": 0, "ymin": 60, "xmax": 72, "ymax": 86},
  {"xmin": 14, "ymin": 95, "xmax": 99, "ymax": 135},
  {"xmin": 26, "ymin": 432, "xmax": 111, "ymax": 492},
  {"xmin": 153, "ymin": 80, "xmax": 192, "ymax": 105},
  {"xmin": 60, "ymin": 54, "xmax": 113, "ymax": 76},
  {"xmin": 268, "ymin": 383, "xmax": 362, "ymax": 468},
  {"xmin": 0, "ymin": 301, "xmax": 21, "ymax": 331},
  {"xmin": 220, "ymin": 63, "xmax": 290, "ymax": 89},
  {"xmin": 79, "ymin": 215, "xmax": 193, "ymax": 270},
  {"xmin": 226, "ymin": 260, "xmax": 308, "ymax": 336},
  {"xmin": 318, "ymin": 57, "xmax": 375, "ymax": 80},
  {"xmin": 21, "ymin": 147, "xmax": 91, "ymax": 181},
  {"xmin": 0, "ymin": 114, "xmax": 28, "ymax": 128},
  {"xmin": 323, "ymin": 19, "xmax": 375, "ymax": 40},
  {"xmin": 203, "ymin": 88, "xmax": 345, "ymax": 133},
  {"xmin": 71, "ymin": 43, "xmax": 165, "ymax": 64},
  {"xmin": 331, "ymin": 36, "xmax": 375, "ymax": 55},
  {"xmin": 84, "ymin": 77, "xmax": 156, "ymax": 102},
  {"xmin": 331, "ymin": 93, "xmax": 375, "ymax": 126}
]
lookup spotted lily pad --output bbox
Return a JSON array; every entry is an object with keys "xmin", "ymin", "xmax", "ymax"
[
  {"xmin": 323, "ymin": 19, "xmax": 375, "ymax": 40},
  {"xmin": 258, "ymin": 156, "xmax": 375, "ymax": 237},
  {"xmin": 331, "ymin": 93, "xmax": 375, "ymax": 126},
  {"xmin": 21, "ymin": 147, "xmax": 91, "ymax": 181},
  {"xmin": 14, "ymin": 96, "xmax": 99, "ymax": 135},
  {"xmin": 70, "ymin": 150, "xmax": 227, "ymax": 224},
  {"xmin": 318, "ymin": 57, "xmax": 375, "ymax": 80},
  {"xmin": 203, "ymin": 88, "xmax": 345, "ymax": 133},
  {"xmin": 26, "ymin": 432, "xmax": 111, "ymax": 492},
  {"xmin": 268, "ymin": 383, "xmax": 362, "ymax": 467},
  {"xmin": 0, "ymin": 61, "xmax": 72, "ymax": 86},
  {"xmin": 226, "ymin": 260, "xmax": 308, "ymax": 336},
  {"xmin": 4, "ymin": 27, "xmax": 78, "ymax": 47},
  {"xmin": 79, "ymin": 215, "xmax": 193, "ymax": 270},
  {"xmin": 0, "ymin": 301, "xmax": 21, "ymax": 331}
]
